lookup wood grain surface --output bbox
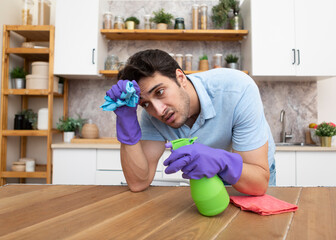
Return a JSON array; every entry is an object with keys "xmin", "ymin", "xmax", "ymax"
[{"xmin": 0, "ymin": 185, "xmax": 334, "ymax": 239}]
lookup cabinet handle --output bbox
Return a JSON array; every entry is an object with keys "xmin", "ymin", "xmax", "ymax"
[
  {"xmin": 292, "ymin": 49, "xmax": 296, "ymax": 65},
  {"xmin": 297, "ymin": 49, "xmax": 300, "ymax": 65},
  {"xmin": 92, "ymin": 48, "xmax": 95, "ymax": 64}
]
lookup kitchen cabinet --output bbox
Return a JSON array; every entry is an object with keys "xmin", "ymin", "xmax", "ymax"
[
  {"xmin": 54, "ymin": 0, "xmax": 107, "ymax": 79},
  {"xmin": 241, "ymin": 0, "xmax": 336, "ymax": 77},
  {"xmin": 52, "ymin": 146, "xmax": 176, "ymax": 185},
  {"xmin": 275, "ymin": 152, "xmax": 296, "ymax": 186},
  {"xmin": 0, "ymin": 25, "xmax": 67, "ymax": 185},
  {"xmin": 296, "ymin": 152, "xmax": 336, "ymax": 186},
  {"xmin": 275, "ymin": 149, "xmax": 336, "ymax": 186}
]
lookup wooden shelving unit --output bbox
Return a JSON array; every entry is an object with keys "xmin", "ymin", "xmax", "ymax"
[
  {"xmin": 100, "ymin": 29, "xmax": 249, "ymax": 76},
  {"xmin": 0, "ymin": 25, "xmax": 68, "ymax": 185}
]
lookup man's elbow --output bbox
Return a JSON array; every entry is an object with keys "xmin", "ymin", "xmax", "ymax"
[{"xmin": 127, "ymin": 182, "xmax": 150, "ymax": 192}]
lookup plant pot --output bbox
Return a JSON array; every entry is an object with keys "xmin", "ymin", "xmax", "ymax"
[
  {"xmin": 125, "ymin": 21, "xmax": 135, "ymax": 30},
  {"xmin": 64, "ymin": 132, "xmax": 75, "ymax": 143},
  {"xmin": 227, "ymin": 62, "xmax": 239, "ymax": 70},
  {"xmin": 199, "ymin": 59, "xmax": 209, "ymax": 71},
  {"xmin": 12, "ymin": 78, "xmax": 25, "ymax": 89},
  {"xmin": 320, "ymin": 136, "xmax": 332, "ymax": 147},
  {"xmin": 157, "ymin": 23, "xmax": 168, "ymax": 30}
]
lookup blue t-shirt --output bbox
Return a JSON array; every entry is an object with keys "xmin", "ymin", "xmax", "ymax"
[{"xmin": 140, "ymin": 68, "xmax": 276, "ymax": 185}]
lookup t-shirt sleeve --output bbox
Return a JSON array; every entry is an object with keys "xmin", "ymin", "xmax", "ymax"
[
  {"xmin": 140, "ymin": 109, "xmax": 165, "ymax": 141},
  {"xmin": 231, "ymin": 83, "xmax": 268, "ymax": 151}
]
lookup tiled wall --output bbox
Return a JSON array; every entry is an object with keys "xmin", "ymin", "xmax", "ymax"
[{"xmin": 68, "ymin": 0, "xmax": 317, "ymax": 143}]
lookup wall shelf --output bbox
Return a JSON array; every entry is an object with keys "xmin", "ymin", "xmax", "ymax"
[
  {"xmin": 100, "ymin": 69, "xmax": 248, "ymax": 77},
  {"xmin": 101, "ymin": 29, "xmax": 248, "ymax": 41}
]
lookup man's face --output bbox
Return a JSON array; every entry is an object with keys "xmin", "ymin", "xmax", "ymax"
[{"xmin": 138, "ymin": 72, "xmax": 190, "ymax": 129}]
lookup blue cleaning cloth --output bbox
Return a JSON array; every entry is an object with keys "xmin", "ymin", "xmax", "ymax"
[{"xmin": 100, "ymin": 81, "xmax": 139, "ymax": 111}]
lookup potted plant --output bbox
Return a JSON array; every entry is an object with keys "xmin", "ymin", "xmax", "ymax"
[
  {"xmin": 199, "ymin": 54, "xmax": 209, "ymax": 71},
  {"xmin": 150, "ymin": 8, "xmax": 174, "ymax": 30},
  {"xmin": 211, "ymin": 0, "xmax": 237, "ymax": 29},
  {"xmin": 314, "ymin": 122, "xmax": 336, "ymax": 147},
  {"xmin": 225, "ymin": 54, "xmax": 239, "ymax": 69},
  {"xmin": 125, "ymin": 16, "xmax": 140, "ymax": 30},
  {"xmin": 14, "ymin": 109, "xmax": 37, "ymax": 130},
  {"xmin": 10, "ymin": 67, "xmax": 27, "ymax": 89},
  {"xmin": 56, "ymin": 116, "xmax": 86, "ymax": 142}
]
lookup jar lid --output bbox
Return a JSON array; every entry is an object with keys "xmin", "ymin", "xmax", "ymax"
[
  {"xmin": 175, "ymin": 54, "xmax": 183, "ymax": 57},
  {"xmin": 214, "ymin": 53, "xmax": 223, "ymax": 56},
  {"xmin": 104, "ymin": 12, "xmax": 112, "ymax": 16},
  {"xmin": 185, "ymin": 54, "xmax": 193, "ymax": 57},
  {"xmin": 192, "ymin": 4, "xmax": 199, "ymax": 8},
  {"xmin": 32, "ymin": 61, "xmax": 49, "ymax": 66}
]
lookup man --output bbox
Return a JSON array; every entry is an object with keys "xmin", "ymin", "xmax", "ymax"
[{"xmin": 104, "ymin": 49, "xmax": 275, "ymax": 195}]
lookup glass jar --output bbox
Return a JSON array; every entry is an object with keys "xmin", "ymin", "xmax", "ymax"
[
  {"xmin": 144, "ymin": 14, "xmax": 151, "ymax": 29},
  {"xmin": 192, "ymin": 4, "xmax": 199, "ymax": 30},
  {"xmin": 103, "ymin": 12, "xmax": 113, "ymax": 29},
  {"xmin": 174, "ymin": 18, "xmax": 185, "ymax": 29},
  {"xmin": 175, "ymin": 54, "xmax": 183, "ymax": 68},
  {"xmin": 22, "ymin": 0, "xmax": 34, "ymax": 25},
  {"xmin": 105, "ymin": 54, "xmax": 119, "ymax": 70},
  {"xmin": 199, "ymin": 4, "xmax": 208, "ymax": 30},
  {"xmin": 114, "ymin": 16, "xmax": 125, "ymax": 29},
  {"xmin": 213, "ymin": 53, "xmax": 223, "ymax": 68},
  {"xmin": 38, "ymin": 0, "xmax": 51, "ymax": 25},
  {"xmin": 185, "ymin": 54, "xmax": 193, "ymax": 71}
]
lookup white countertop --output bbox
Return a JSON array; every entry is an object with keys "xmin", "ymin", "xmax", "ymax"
[{"xmin": 51, "ymin": 143, "xmax": 336, "ymax": 152}]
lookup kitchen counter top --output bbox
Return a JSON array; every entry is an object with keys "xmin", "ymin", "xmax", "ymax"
[
  {"xmin": 0, "ymin": 185, "xmax": 335, "ymax": 239},
  {"xmin": 52, "ymin": 142, "xmax": 336, "ymax": 151}
]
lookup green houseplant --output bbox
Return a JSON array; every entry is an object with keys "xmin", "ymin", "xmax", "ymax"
[
  {"xmin": 10, "ymin": 67, "xmax": 27, "ymax": 89},
  {"xmin": 225, "ymin": 54, "xmax": 239, "ymax": 69},
  {"xmin": 57, "ymin": 116, "xmax": 86, "ymax": 142},
  {"xmin": 125, "ymin": 16, "xmax": 140, "ymax": 30},
  {"xmin": 211, "ymin": 0, "xmax": 237, "ymax": 29},
  {"xmin": 150, "ymin": 8, "xmax": 174, "ymax": 29},
  {"xmin": 314, "ymin": 122, "xmax": 336, "ymax": 147},
  {"xmin": 199, "ymin": 54, "xmax": 209, "ymax": 71}
]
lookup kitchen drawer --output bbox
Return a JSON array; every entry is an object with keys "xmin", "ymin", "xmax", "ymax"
[{"xmin": 96, "ymin": 149, "xmax": 121, "ymax": 170}]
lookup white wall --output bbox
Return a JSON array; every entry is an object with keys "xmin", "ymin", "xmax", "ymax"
[{"xmin": 317, "ymin": 77, "xmax": 336, "ymax": 123}]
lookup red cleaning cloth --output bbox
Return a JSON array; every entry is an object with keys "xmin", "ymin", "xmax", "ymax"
[{"xmin": 230, "ymin": 194, "xmax": 298, "ymax": 216}]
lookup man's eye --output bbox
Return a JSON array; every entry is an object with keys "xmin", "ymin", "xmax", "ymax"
[
  {"xmin": 156, "ymin": 89, "xmax": 164, "ymax": 96},
  {"xmin": 142, "ymin": 102, "xmax": 149, "ymax": 108}
]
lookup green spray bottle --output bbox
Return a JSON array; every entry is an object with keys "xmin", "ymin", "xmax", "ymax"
[{"xmin": 165, "ymin": 137, "xmax": 230, "ymax": 216}]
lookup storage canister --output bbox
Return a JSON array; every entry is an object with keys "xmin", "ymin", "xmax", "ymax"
[
  {"xmin": 144, "ymin": 14, "xmax": 151, "ymax": 29},
  {"xmin": 192, "ymin": 4, "xmax": 199, "ymax": 30},
  {"xmin": 38, "ymin": 0, "xmax": 51, "ymax": 25},
  {"xmin": 103, "ymin": 12, "xmax": 113, "ymax": 29},
  {"xmin": 26, "ymin": 74, "xmax": 48, "ymax": 89},
  {"xmin": 174, "ymin": 18, "xmax": 185, "ymax": 29},
  {"xmin": 200, "ymin": 4, "xmax": 208, "ymax": 30},
  {"xmin": 114, "ymin": 16, "xmax": 125, "ymax": 29},
  {"xmin": 185, "ymin": 54, "xmax": 193, "ymax": 71},
  {"xmin": 32, "ymin": 61, "xmax": 49, "ymax": 77},
  {"xmin": 213, "ymin": 53, "xmax": 223, "ymax": 68},
  {"xmin": 37, "ymin": 108, "xmax": 48, "ymax": 130},
  {"xmin": 175, "ymin": 54, "xmax": 183, "ymax": 69}
]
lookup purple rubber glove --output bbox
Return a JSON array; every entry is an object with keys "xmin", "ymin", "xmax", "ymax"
[
  {"xmin": 163, "ymin": 143, "xmax": 243, "ymax": 185},
  {"xmin": 106, "ymin": 80, "xmax": 141, "ymax": 145}
]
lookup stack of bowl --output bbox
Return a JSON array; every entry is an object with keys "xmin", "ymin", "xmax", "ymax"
[{"xmin": 26, "ymin": 61, "xmax": 58, "ymax": 92}]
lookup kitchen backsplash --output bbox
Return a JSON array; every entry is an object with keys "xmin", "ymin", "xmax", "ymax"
[
  {"xmin": 69, "ymin": 79, "xmax": 317, "ymax": 143},
  {"xmin": 68, "ymin": 0, "xmax": 317, "ymax": 143}
]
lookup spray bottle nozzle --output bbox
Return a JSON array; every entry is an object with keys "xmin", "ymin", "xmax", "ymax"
[{"xmin": 166, "ymin": 137, "xmax": 198, "ymax": 150}]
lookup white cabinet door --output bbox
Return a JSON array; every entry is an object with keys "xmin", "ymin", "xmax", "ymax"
[
  {"xmin": 241, "ymin": 0, "xmax": 336, "ymax": 77},
  {"xmin": 54, "ymin": 0, "xmax": 107, "ymax": 78},
  {"xmin": 96, "ymin": 149, "xmax": 121, "ymax": 170},
  {"xmin": 275, "ymin": 151, "xmax": 296, "ymax": 186},
  {"xmin": 241, "ymin": 0, "xmax": 295, "ymax": 76},
  {"xmin": 296, "ymin": 152, "xmax": 336, "ymax": 186},
  {"xmin": 53, "ymin": 149, "xmax": 96, "ymax": 184},
  {"xmin": 294, "ymin": 0, "xmax": 336, "ymax": 76}
]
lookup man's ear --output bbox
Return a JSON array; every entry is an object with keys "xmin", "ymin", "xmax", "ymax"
[{"xmin": 176, "ymin": 69, "xmax": 187, "ymax": 87}]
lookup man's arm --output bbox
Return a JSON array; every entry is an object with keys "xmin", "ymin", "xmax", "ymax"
[
  {"xmin": 121, "ymin": 140, "xmax": 166, "ymax": 192},
  {"xmin": 232, "ymin": 141, "xmax": 270, "ymax": 195}
]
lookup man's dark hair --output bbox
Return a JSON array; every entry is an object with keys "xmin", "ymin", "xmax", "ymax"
[{"xmin": 118, "ymin": 49, "xmax": 183, "ymax": 85}]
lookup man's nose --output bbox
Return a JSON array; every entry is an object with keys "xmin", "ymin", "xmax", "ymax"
[{"xmin": 152, "ymin": 100, "xmax": 165, "ymax": 116}]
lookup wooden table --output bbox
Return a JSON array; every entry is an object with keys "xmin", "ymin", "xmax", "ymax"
[{"xmin": 0, "ymin": 185, "xmax": 335, "ymax": 239}]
